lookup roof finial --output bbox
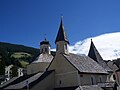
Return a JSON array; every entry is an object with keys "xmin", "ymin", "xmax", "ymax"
[
  {"xmin": 91, "ymin": 38, "xmax": 92, "ymax": 41},
  {"xmin": 60, "ymin": 15, "xmax": 63, "ymax": 24},
  {"xmin": 61, "ymin": 15, "xmax": 63, "ymax": 20},
  {"xmin": 44, "ymin": 34, "xmax": 47, "ymax": 41}
]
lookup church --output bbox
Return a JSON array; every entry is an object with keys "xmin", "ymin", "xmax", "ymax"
[{"xmin": 0, "ymin": 18, "xmax": 118, "ymax": 90}]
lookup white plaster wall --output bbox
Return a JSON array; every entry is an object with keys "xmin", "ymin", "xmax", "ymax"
[
  {"xmin": 27, "ymin": 62, "xmax": 49, "ymax": 75},
  {"xmin": 31, "ymin": 71, "xmax": 55, "ymax": 90},
  {"xmin": 48, "ymin": 53, "xmax": 79, "ymax": 88},
  {"xmin": 18, "ymin": 68, "xmax": 23, "ymax": 77},
  {"xmin": 79, "ymin": 74, "xmax": 107, "ymax": 86},
  {"xmin": 56, "ymin": 41, "xmax": 69, "ymax": 54},
  {"xmin": 116, "ymin": 71, "xmax": 120, "ymax": 85},
  {"xmin": 55, "ymin": 71, "xmax": 79, "ymax": 88},
  {"xmin": 40, "ymin": 44, "xmax": 50, "ymax": 54}
]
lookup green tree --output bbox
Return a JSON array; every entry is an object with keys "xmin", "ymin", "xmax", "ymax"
[
  {"xmin": 10, "ymin": 65, "xmax": 18, "ymax": 78},
  {"xmin": 0, "ymin": 56, "xmax": 5, "ymax": 84},
  {"xmin": 0, "ymin": 58, "xmax": 5, "ymax": 75}
]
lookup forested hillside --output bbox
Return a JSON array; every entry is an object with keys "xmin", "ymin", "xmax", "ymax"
[{"xmin": 0, "ymin": 42, "xmax": 39, "ymax": 67}]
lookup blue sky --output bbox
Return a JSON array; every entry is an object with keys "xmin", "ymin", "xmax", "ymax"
[{"xmin": 0, "ymin": 0, "xmax": 120, "ymax": 49}]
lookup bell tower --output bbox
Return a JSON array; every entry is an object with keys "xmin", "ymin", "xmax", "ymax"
[
  {"xmin": 55, "ymin": 17, "xmax": 69, "ymax": 54},
  {"xmin": 40, "ymin": 37, "xmax": 51, "ymax": 54}
]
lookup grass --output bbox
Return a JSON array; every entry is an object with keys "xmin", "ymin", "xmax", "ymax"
[
  {"xmin": 20, "ymin": 61, "xmax": 29, "ymax": 68},
  {"xmin": 11, "ymin": 52, "xmax": 31, "ymax": 58}
]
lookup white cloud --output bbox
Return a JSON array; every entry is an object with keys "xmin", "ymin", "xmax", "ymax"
[
  {"xmin": 51, "ymin": 32, "xmax": 120, "ymax": 60},
  {"xmin": 69, "ymin": 32, "xmax": 120, "ymax": 60}
]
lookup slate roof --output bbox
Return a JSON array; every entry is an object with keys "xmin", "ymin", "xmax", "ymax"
[
  {"xmin": 4, "ymin": 72, "xmax": 43, "ymax": 89},
  {"xmin": 53, "ymin": 86, "xmax": 78, "ymax": 90},
  {"xmin": 55, "ymin": 18, "xmax": 69, "ymax": 44},
  {"xmin": 4, "ymin": 71, "xmax": 54, "ymax": 90},
  {"xmin": 0, "ymin": 73, "xmax": 35, "ymax": 89},
  {"xmin": 32, "ymin": 53, "xmax": 53, "ymax": 63},
  {"xmin": 113, "ymin": 58, "xmax": 120, "ymax": 68},
  {"xmin": 30, "ymin": 51, "xmax": 55, "ymax": 63},
  {"xmin": 88, "ymin": 40, "xmax": 112, "ymax": 72},
  {"xmin": 63, "ymin": 53, "xmax": 108, "ymax": 74},
  {"xmin": 23, "ymin": 70, "xmax": 54, "ymax": 89},
  {"xmin": 54, "ymin": 85, "xmax": 103, "ymax": 90},
  {"xmin": 98, "ymin": 82, "xmax": 115, "ymax": 88},
  {"xmin": 77, "ymin": 85, "xmax": 103, "ymax": 90}
]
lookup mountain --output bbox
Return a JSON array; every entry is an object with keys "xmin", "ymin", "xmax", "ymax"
[
  {"xmin": 69, "ymin": 32, "xmax": 120, "ymax": 60},
  {"xmin": 0, "ymin": 42, "xmax": 39, "ymax": 67}
]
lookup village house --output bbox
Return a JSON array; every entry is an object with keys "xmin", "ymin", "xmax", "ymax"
[
  {"xmin": 5, "ymin": 65, "xmax": 23, "ymax": 80},
  {"xmin": 0, "ymin": 18, "xmax": 119, "ymax": 90}
]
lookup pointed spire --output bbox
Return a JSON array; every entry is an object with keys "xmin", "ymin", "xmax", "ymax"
[
  {"xmin": 88, "ymin": 39, "xmax": 112, "ymax": 72},
  {"xmin": 88, "ymin": 39, "xmax": 102, "ymax": 62},
  {"xmin": 55, "ymin": 16, "xmax": 69, "ymax": 44}
]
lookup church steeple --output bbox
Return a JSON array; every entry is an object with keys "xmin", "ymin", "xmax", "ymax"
[
  {"xmin": 55, "ymin": 16, "xmax": 69, "ymax": 44},
  {"xmin": 88, "ymin": 39, "xmax": 111, "ymax": 72},
  {"xmin": 55, "ymin": 17, "xmax": 69, "ymax": 54}
]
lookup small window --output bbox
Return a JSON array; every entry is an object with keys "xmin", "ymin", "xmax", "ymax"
[
  {"xmin": 100, "ymin": 77, "xmax": 102, "ymax": 82},
  {"xmin": 41, "ymin": 49, "xmax": 43, "ymax": 53},
  {"xmin": 45, "ymin": 48, "xmax": 48, "ymax": 52},
  {"xmin": 57, "ymin": 44, "xmax": 58, "ymax": 51},
  {"xmin": 91, "ymin": 77, "xmax": 94, "ymax": 85},
  {"xmin": 80, "ymin": 74, "xmax": 83, "ymax": 77},
  {"xmin": 65, "ymin": 44, "xmax": 67, "ymax": 50},
  {"xmin": 59, "ymin": 80, "xmax": 62, "ymax": 84},
  {"xmin": 113, "ymin": 74, "xmax": 116, "ymax": 80}
]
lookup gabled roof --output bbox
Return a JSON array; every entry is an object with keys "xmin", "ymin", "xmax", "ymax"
[
  {"xmin": 88, "ymin": 39, "xmax": 112, "ymax": 72},
  {"xmin": 63, "ymin": 53, "xmax": 108, "ymax": 74},
  {"xmin": 55, "ymin": 18, "xmax": 69, "ymax": 44}
]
